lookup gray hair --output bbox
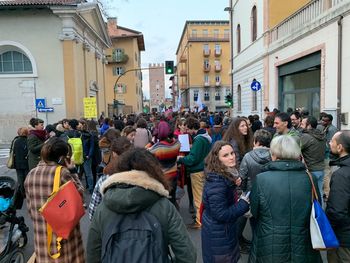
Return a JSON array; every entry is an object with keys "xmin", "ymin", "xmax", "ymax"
[{"xmin": 270, "ymin": 135, "xmax": 301, "ymax": 160}]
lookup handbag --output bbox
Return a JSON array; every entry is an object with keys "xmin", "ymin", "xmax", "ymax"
[
  {"xmin": 306, "ymin": 169, "xmax": 339, "ymax": 250},
  {"xmin": 39, "ymin": 166, "xmax": 85, "ymax": 259},
  {"xmin": 6, "ymin": 136, "xmax": 18, "ymax": 169}
]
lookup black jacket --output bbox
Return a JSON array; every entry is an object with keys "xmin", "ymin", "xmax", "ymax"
[
  {"xmin": 13, "ymin": 136, "xmax": 29, "ymax": 170},
  {"xmin": 326, "ymin": 155, "xmax": 350, "ymax": 247}
]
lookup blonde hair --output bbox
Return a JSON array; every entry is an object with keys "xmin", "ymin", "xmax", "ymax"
[{"xmin": 270, "ymin": 135, "xmax": 301, "ymax": 160}]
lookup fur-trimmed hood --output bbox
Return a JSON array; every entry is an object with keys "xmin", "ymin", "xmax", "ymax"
[{"xmin": 100, "ymin": 170, "xmax": 169, "ymax": 214}]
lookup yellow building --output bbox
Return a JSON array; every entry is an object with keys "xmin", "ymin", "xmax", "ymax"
[
  {"xmin": 105, "ymin": 18, "xmax": 145, "ymax": 116},
  {"xmin": 176, "ymin": 20, "xmax": 230, "ymax": 111}
]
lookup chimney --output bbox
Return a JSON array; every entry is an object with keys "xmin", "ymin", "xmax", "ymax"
[{"xmin": 107, "ymin": 17, "xmax": 117, "ymax": 28}]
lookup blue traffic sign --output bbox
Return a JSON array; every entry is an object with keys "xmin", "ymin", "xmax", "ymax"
[
  {"xmin": 35, "ymin": 98, "xmax": 46, "ymax": 109},
  {"xmin": 251, "ymin": 80, "xmax": 261, "ymax": 91},
  {"xmin": 38, "ymin": 107, "xmax": 54, "ymax": 113}
]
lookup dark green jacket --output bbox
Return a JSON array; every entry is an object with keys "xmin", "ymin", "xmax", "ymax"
[
  {"xmin": 87, "ymin": 170, "xmax": 196, "ymax": 263},
  {"xmin": 249, "ymin": 160, "xmax": 322, "ymax": 263},
  {"xmin": 300, "ymin": 128, "xmax": 326, "ymax": 171},
  {"xmin": 177, "ymin": 129, "xmax": 211, "ymax": 173}
]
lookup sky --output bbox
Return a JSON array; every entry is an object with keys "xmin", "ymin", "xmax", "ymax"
[{"xmin": 104, "ymin": 0, "xmax": 229, "ymax": 99}]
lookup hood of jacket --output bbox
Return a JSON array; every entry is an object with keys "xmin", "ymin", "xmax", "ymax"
[
  {"xmin": 100, "ymin": 170, "xmax": 169, "ymax": 214},
  {"xmin": 195, "ymin": 129, "xmax": 212, "ymax": 144},
  {"xmin": 64, "ymin": 130, "xmax": 81, "ymax": 138},
  {"xmin": 250, "ymin": 147, "xmax": 271, "ymax": 164},
  {"xmin": 265, "ymin": 160, "xmax": 305, "ymax": 171},
  {"xmin": 330, "ymin": 154, "xmax": 350, "ymax": 167},
  {"xmin": 302, "ymin": 128, "xmax": 325, "ymax": 141}
]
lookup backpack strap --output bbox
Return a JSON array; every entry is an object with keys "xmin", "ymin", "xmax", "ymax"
[{"xmin": 46, "ymin": 166, "xmax": 63, "ymax": 259}]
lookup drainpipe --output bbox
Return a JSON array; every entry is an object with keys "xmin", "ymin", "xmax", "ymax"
[{"xmin": 337, "ymin": 16, "xmax": 343, "ymax": 129}]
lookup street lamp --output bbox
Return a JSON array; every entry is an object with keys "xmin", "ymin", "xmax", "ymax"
[{"xmin": 224, "ymin": 2, "xmax": 234, "ymax": 112}]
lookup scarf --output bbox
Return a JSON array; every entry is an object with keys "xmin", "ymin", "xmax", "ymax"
[{"xmin": 29, "ymin": 129, "xmax": 47, "ymax": 141}]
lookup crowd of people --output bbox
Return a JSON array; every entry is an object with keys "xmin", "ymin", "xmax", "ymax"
[{"xmin": 7, "ymin": 107, "xmax": 350, "ymax": 263}]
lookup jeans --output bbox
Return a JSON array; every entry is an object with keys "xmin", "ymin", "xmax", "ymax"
[
  {"xmin": 311, "ymin": 170, "xmax": 324, "ymax": 205},
  {"xmin": 83, "ymin": 158, "xmax": 94, "ymax": 193}
]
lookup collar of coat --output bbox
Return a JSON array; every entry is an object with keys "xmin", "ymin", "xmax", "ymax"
[{"xmin": 100, "ymin": 170, "xmax": 169, "ymax": 198}]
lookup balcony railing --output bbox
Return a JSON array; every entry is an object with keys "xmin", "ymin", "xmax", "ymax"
[
  {"xmin": 188, "ymin": 33, "xmax": 230, "ymax": 42},
  {"xmin": 203, "ymin": 65, "xmax": 211, "ymax": 72},
  {"xmin": 215, "ymin": 49, "xmax": 222, "ymax": 56},
  {"xmin": 203, "ymin": 49, "xmax": 211, "ymax": 56},
  {"xmin": 106, "ymin": 53, "xmax": 129, "ymax": 63},
  {"xmin": 179, "ymin": 55, "xmax": 187, "ymax": 63},
  {"xmin": 180, "ymin": 70, "xmax": 187, "ymax": 76},
  {"xmin": 215, "ymin": 65, "xmax": 222, "ymax": 72},
  {"xmin": 215, "ymin": 81, "xmax": 221, "ymax": 87},
  {"xmin": 204, "ymin": 81, "xmax": 210, "ymax": 87},
  {"xmin": 270, "ymin": 0, "xmax": 345, "ymax": 43}
]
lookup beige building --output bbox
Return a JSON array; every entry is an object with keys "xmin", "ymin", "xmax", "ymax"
[
  {"xmin": 176, "ymin": 20, "xmax": 230, "ymax": 112},
  {"xmin": 105, "ymin": 18, "xmax": 145, "ymax": 116},
  {"xmin": 0, "ymin": 0, "xmax": 111, "ymax": 143},
  {"xmin": 149, "ymin": 63, "xmax": 165, "ymax": 112}
]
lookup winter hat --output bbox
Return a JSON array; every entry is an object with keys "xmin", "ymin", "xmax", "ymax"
[{"xmin": 157, "ymin": 121, "xmax": 170, "ymax": 140}]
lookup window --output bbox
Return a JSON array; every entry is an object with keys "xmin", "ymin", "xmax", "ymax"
[
  {"xmin": 191, "ymin": 29, "xmax": 197, "ymax": 37},
  {"xmin": 204, "ymin": 59, "xmax": 210, "ymax": 70},
  {"xmin": 215, "ymin": 75, "xmax": 221, "ymax": 83},
  {"xmin": 215, "ymin": 44, "xmax": 221, "ymax": 55},
  {"xmin": 135, "ymin": 52, "xmax": 138, "ymax": 62},
  {"xmin": 237, "ymin": 85, "xmax": 242, "ymax": 111},
  {"xmin": 204, "ymin": 90, "xmax": 210, "ymax": 101},
  {"xmin": 115, "ymin": 84, "xmax": 126, "ymax": 94},
  {"xmin": 215, "ymin": 89, "xmax": 220, "ymax": 101},
  {"xmin": 202, "ymin": 29, "xmax": 208, "ymax": 37},
  {"xmin": 203, "ymin": 44, "xmax": 209, "ymax": 52},
  {"xmin": 113, "ymin": 67, "xmax": 124, "ymax": 76},
  {"xmin": 204, "ymin": 74, "xmax": 209, "ymax": 86},
  {"xmin": 215, "ymin": 60, "xmax": 220, "ymax": 66},
  {"xmin": 252, "ymin": 90, "xmax": 257, "ymax": 111},
  {"xmin": 224, "ymin": 29, "xmax": 230, "ymax": 38},
  {"xmin": 0, "ymin": 51, "xmax": 33, "ymax": 74},
  {"xmin": 237, "ymin": 24, "xmax": 241, "ymax": 53},
  {"xmin": 213, "ymin": 29, "xmax": 219, "ymax": 38},
  {"xmin": 251, "ymin": 6, "xmax": 257, "ymax": 42},
  {"xmin": 193, "ymin": 90, "xmax": 199, "ymax": 101}
]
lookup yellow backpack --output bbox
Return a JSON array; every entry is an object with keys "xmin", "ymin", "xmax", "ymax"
[{"xmin": 67, "ymin": 136, "xmax": 84, "ymax": 165}]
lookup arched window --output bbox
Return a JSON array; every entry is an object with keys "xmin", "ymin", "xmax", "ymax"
[
  {"xmin": 0, "ymin": 51, "xmax": 32, "ymax": 74},
  {"xmin": 236, "ymin": 24, "xmax": 241, "ymax": 53},
  {"xmin": 237, "ymin": 85, "xmax": 242, "ymax": 112},
  {"xmin": 251, "ymin": 6, "xmax": 257, "ymax": 42}
]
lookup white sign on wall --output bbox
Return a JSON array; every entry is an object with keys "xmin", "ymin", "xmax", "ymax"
[{"xmin": 52, "ymin": 98, "xmax": 63, "ymax": 105}]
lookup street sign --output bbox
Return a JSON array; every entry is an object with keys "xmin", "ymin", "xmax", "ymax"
[
  {"xmin": 35, "ymin": 98, "xmax": 46, "ymax": 109},
  {"xmin": 251, "ymin": 79, "xmax": 261, "ymax": 91},
  {"xmin": 38, "ymin": 107, "xmax": 54, "ymax": 113}
]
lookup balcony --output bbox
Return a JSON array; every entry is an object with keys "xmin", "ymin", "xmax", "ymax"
[
  {"xmin": 188, "ymin": 33, "xmax": 230, "ymax": 42},
  {"xmin": 203, "ymin": 49, "xmax": 211, "ymax": 57},
  {"xmin": 203, "ymin": 65, "xmax": 211, "ymax": 72},
  {"xmin": 270, "ymin": 0, "xmax": 345, "ymax": 43},
  {"xmin": 106, "ymin": 53, "xmax": 129, "ymax": 64},
  {"xmin": 204, "ymin": 96, "xmax": 210, "ymax": 101},
  {"xmin": 215, "ymin": 49, "xmax": 222, "ymax": 57},
  {"xmin": 179, "ymin": 55, "xmax": 187, "ymax": 63},
  {"xmin": 204, "ymin": 81, "xmax": 210, "ymax": 87},
  {"xmin": 215, "ymin": 80, "xmax": 221, "ymax": 87},
  {"xmin": 180, "ymin": 70, "xmax": 187, "ymax": 76},
  {"xmin": 215, "ymin": 65, "xmax": 222, "ymax": 72}
]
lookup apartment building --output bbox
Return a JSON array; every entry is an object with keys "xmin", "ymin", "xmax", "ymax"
[
  {"xmin": 106, "ymin": 18, "xmax": 145, "ymax": 116},
  {"xmin": 176, "ymin": 20, "xmax": 230, "ymax": 112}
]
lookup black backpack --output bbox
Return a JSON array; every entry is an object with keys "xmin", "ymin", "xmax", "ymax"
[{"xmin": 101, "ymin": 209, "xmax": 170, "ymax": 263}]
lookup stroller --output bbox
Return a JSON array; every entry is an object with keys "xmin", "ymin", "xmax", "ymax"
[{"xmin": 0, "ymin": 176, "xmax": 28, "ymax": 263}]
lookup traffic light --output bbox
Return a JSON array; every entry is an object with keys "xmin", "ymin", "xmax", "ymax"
[
  {"xmin": 165, "ymin": 60, "xmax": 174, "ymax": 74},
  {"xmin": 225, "ymin": 94, "xmax": 233, "ymax": 107}
]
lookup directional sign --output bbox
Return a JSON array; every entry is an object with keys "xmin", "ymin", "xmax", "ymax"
[
  {"xmin": 35, "ymin": 98, "xmax": 46, "ymax": 109},
  {"xmin": 38, "ymin": 107, "xmax": 54, "ymax": 113},
  {"xmin": 251, "ymin": 80, "xmax": 261, "ymax": 91}
]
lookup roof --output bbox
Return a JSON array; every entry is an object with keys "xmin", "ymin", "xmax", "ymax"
[
  {"xmin": 107, "ymin": 18, "xmax": 145, "ymax": 51},
  {"xmin": 0, "ymin": 0, "xmax": 81, "ymax": 6},
  {"xmin": 176, "ymin": 20, "xmax": 229, "ymax": 55}
]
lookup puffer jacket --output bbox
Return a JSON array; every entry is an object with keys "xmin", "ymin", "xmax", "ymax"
[
  {"xmin": 239, "ymin": 147, "xmax": 271, "ymax": 191},
  {"xmin": 326, "ymin": 155, "xmax": 350, "ymax": 247},
  {"xmin": 202, "ymin": 172, "xmax": 249, "ymax": 263},
  {"xmin": 86, "ymin": 170, "xmax": 196, "ymax": 263},
  {"xmin": 300, "ymin": 128, "xmax": 326, "ymax": 171},
  {"xmin": 249, "ymin": 160, "xmax": 322, "ymax": 263}
]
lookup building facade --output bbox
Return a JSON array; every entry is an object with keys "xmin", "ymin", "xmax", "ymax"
[
  {"xmin": 0, "ymin": 0, "xmax": 111, "ymax": 142},
  {"xmin": 149, "ymin": 63, "xmax": 165, "ymax": 112},
  {"xmin": 176, "ymin": 20, "xmax": 231, "ymax": 112},
  {"xmin": 105, "ymin": 18, "xmax": 145, "ymax": 116}
]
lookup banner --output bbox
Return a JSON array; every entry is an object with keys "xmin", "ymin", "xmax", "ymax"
[{"xmin": 83, "ymin": 97, "xmax": 97, "ymax": 119}]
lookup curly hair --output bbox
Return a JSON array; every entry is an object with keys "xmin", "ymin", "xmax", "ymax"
[
  {"xmin": 205, "ymin": 141, "xmax": 237, "ymax": 180},
  {"xmin": 222, "ymin": 117, "xmax": 253, "ymax": 157},
  {"xmin": 115, "ymin": 148, "xmax": 170, "ymax": 191}
]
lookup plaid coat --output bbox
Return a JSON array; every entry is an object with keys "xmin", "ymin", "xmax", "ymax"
[{"xmin": 25, "ymin": 161, "xmax": 85, "ymax": 263}]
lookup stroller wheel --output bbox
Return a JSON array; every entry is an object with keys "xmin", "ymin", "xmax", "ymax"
[{"xmin": 8, "ymin": 249, "xmax": 24, "ymax": 263}]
